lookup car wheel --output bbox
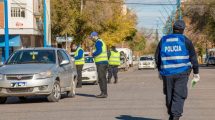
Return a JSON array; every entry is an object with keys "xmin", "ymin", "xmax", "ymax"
[
  {"xmin": 47, "ymin": 81, "xmax": 61, "ymax": 102},
  {"xmin": 0, "ymin": 97, "xmax": 7, "ymax": 104},
  {"xmin": 67, "ymin": 77, "xmax": 77, "ymax": 98}
]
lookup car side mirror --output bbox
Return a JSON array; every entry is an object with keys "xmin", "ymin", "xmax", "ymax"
[{"xmin": 60, "ymin": 60, "xmax": 69, "ymax": 66}]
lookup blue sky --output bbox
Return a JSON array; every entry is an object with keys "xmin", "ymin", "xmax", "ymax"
[{"xmin": 125, "ymin": 0, "xmax": 177, "ymax": 35}]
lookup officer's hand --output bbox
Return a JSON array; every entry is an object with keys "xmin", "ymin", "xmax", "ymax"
[
  {"xmin": 193, "ymin": 74, "xmax": 200, "ymax": 81},
  {"xmin": 191, "ymin": 74, "xmax": 200, "ymax": 88}
]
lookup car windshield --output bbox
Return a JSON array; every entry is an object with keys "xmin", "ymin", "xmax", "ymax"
[
  {"xmin": 6, "ymin": 50, "xmax": 56, "ymax": 64},
  {"xmin": 140, "ymin": 57, "xmax": 153, "ymax": 61},
  {"xmin": 85, "ymin": 57, "xmax": 94, "ymax": 63}
]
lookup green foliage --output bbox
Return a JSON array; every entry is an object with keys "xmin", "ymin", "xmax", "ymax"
[
  {"xmin": 51, "ymin": 0, "xmax": 137, "ymax": 46},
  {"xmin": 184, "ymin": 0, "xmax": 215, "ymax": 44}
]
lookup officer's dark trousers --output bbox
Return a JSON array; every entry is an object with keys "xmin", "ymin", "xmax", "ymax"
[
  {"xmin": 162, "ymin": 72, "xmax": 189, "ymax": 118},
  {"xmin": 76, "ymin": 65, "xmax": 83, "ymax": 87},
  {"xmin": 96, "ymin": 64, "xmax": 108, "ymax": 95},
  {"xmin": 108, "ymin": 65, "xmax": 118, "ymax": 81}
]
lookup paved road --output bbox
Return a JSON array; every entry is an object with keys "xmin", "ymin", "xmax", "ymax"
[{"xmin": 0, "ymin": 66, "xmax": 214, "ymax": 120}]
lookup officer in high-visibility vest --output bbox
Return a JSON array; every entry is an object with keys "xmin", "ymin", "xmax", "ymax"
[
  {"xmin": 155, "ymin": 20, "xmax": 200, "ymax": 120},
  {"xmin": 73, "ymin": 44, "xmax": 85, "ymax": 88},
  {"xmin": 108, "ymin": 46, "xmax": 120, "ymax": 84},
  {"xmin": 90, "ymin": 32, "xmax": 108, "ymax": 98}
]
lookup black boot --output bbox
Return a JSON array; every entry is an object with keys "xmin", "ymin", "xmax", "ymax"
[
  {"xmin": 173, "ymin": 117, "xmax": 180, "ymax": 120},
  {"xmin": 114, "ymin": 79, "xmax": 118, "ymax": 84},
  {"xmin": 96, "ymin": 93, "xmax": 108, "ymax": 98},
  {"xmin": 108, "ymin": 79, "xmax": 111, "ymax": 84}
]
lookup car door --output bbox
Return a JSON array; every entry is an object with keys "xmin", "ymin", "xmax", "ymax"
[
  {"xmin": 59, "ymin": 50, "xmax": 73, "ymax": 87},
  {"xmin": 57, "ymin": 50, "xmax": 68, "ymax": 88}
]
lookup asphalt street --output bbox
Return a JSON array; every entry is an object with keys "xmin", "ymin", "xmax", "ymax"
[{"xmin": 0, "ymin": 66, "xmax": 214, "ymax": 120}]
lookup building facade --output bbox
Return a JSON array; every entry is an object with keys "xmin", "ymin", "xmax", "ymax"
[{"xmin": 0, "ymin": 0, "xmax": 51, "ymax": 47}]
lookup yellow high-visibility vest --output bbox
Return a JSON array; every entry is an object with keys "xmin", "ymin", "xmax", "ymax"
[
  {"xmin": 94, "ymin": 39, "xmax": 108, "ymax": 63},
  {"xmin": 109, "ymin": 51, "xmax": 120, "ymax": 66},
  {"xmin": 74, "ymin": 47, "xmax": 85, "ymax": 65}
]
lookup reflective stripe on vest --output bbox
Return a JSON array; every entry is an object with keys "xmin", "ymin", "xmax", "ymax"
[
  {"xmin": 109, "ymin": 51, "xmax": 120, "ymax": 66},
  {"xmin": 160, "ymin": 34, "xmax": 191, "ymax": 76},
  {"xmin": 94, "ymin": 39, "xmax": 108, "ymax": 63},
  {"xmin": 75, "ymin": 47, "xmax": 85, "ymax": 65}
]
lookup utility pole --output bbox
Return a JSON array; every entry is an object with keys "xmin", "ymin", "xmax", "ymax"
[
  {"xmin": 43, "ymin": 0, "xmax": 47, "ymax": 47},
  {"xmin": 4, "ymin": 0, "xmax": 9, "ymax": 61}
]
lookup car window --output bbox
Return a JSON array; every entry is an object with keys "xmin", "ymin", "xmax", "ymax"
[
  {"xmin": 6, "ymin": 50, "xmax": 56, "ymax": 64},
  {"xmin": 57, "ymin": 51, "xmax": 64, "ymax": 64},
  {"xmin": 85, "ymin": 57, "xmax": 94, "ymax": 63},
  {"xmin": 140, "ymin": 57, "xmax": 153, "ymax": 61},
  {"xmin": 60, "ymin": 50, "xmax": 70, "ymax": 61}
]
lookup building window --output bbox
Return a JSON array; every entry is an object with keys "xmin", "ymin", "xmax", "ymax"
[{"xmin": 11, "ymin": 7, "xmax": 25, "ymax": 18}]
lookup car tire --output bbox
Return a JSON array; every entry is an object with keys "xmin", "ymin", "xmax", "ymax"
[
  {"xmin": 47, "ymin": 81, "xmax": 61, "ymax": 102},
  {"xmin": 0, "ymin": 97, "xmax": 7, "ymax": 104},
  {"xmin": 67, "ymin": 77, "xmax": 77, "ymax": 98}
]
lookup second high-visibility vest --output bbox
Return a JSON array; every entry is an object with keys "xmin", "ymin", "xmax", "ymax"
[
  {"xmin": 74, "ymin": 47, "xmax": 85, "ymax": 65},
  {"xmin": 109, "ymin": 51, "xmax": 120, "ymax": 66},
  {"xmin": 94, "ymin": 39, "xmax": 108, "ymax": 63}
]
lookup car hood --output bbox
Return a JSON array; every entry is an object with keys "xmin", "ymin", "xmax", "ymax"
[
  {"xmin": 0, "ymin": 64, "xmax": 56, "ymax": 74},
  {"xmin": 83, "ymin": 63, "xmax": 96, "ymax": 70}
]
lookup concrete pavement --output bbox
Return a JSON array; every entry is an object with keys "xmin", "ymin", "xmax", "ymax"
[{"xmin": 0, "ymin": 66, "xmax": 214, "ymax": 120}]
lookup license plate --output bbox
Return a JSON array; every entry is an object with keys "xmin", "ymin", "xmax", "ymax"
[{"xmin": 11, "ymin": 82, "xmax": 26, "ymax": 87}]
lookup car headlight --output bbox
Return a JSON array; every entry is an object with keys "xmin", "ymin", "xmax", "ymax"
[
  {"xmin": 0, "ymin": 74, "xmax": 4, "ymax": 80},
  {"xmin": 82, "ymin": 67, "xmax": 96, "ymax": 72},
  {"xmin": 35, "ymin": 71, "xmax": 53, "ymax": 79}
]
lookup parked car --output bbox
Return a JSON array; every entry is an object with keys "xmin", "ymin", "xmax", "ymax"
[
  {"xmin": 206, "ymin": 57, "xmax": 215, "ymax": 66},
  {"xmin": 138, "ymin": 56, "xmax": 156, "ymax": 69},
  {"xmin": 82, "ymin": 56, "xmax": 98, "ymax": 84},
  {"xmin": 0, "ymin": 48, "xmax": 77, "ymax": 103}
]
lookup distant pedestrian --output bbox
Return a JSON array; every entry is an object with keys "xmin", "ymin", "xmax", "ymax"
[
  {"xmin": 155, "ymin": 20, "xmax": 200, "ymax": 120},
  {"xmin": 108, "ymin": 46, "xmax": 120, "ymax": 84},
  {"xmin": 90, "ymin": 32, "xmax": 108, "ymax": 98},
  {"xmin": 73, "ymin": 44, "xmax": 85, "ymax": 88}
]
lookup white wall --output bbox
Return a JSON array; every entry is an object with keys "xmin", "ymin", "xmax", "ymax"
[{"xmin": 9, "ymin": 0, "xmax": 34, "ymax": 29}]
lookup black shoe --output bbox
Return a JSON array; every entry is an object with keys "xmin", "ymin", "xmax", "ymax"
[
  {"xmin": 96, "ymin": 94, "xmax": 108, "ymax": 98},
  {"xmin": 107, "ymin": 79, "xmax": 111, "ymax": 84},
  {"xmin": 114, "ymin": 80, "xmax": 118, "ymax": 84}
]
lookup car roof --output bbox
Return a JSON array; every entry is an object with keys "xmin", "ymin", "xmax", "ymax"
[{"xmin": 18, "ymin": 47, "xmax": 65, "ymax": 51}]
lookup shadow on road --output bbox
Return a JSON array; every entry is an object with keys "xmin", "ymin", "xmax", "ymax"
[
  {"xmin": 116, "ymin": 115, "xmax": 161, "ymax": 120},
  {"xmin": 76, "ymin": 93, "xmax": 96, "ymax": 98}
]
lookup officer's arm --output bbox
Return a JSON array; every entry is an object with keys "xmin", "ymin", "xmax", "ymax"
[
  {"xmin": 93, "ymin": 41, "xmax": 102, "ymax": 57},
  {"xmin": 74, "ymin": 49, "xmax": 84, "ymax": 60},
  {"xmin": 186, "ymin": 38, "xmax": 199, "ymax": 74},
  {"xmin": 107, "ymin": 50, "xmax": 111, "ymax": 59},
  {"xmin": 155, "ymin": 40, "xmax": 162, "ymax": 71}
]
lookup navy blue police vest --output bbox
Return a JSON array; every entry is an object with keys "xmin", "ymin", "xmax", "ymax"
[{"xmin": 160, "ymin": 34, "xmax": 191, "ymax": 76}]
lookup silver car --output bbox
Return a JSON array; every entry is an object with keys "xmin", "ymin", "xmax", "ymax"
[{"xmin": 0, "ymin": 48, "xmax": 77, "ymax": 103}]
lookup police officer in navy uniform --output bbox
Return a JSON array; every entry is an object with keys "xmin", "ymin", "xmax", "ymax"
[
  {"xmin": 73, "ymin": 44, "xmax": 85, "ymax": 88},
  {"xmin": 108, "ymin": 46, "xmax": 121, "ymax": 84},
  {"xmin": 90, "ymin": 32, "xmax": 108, "ymax": 98},
  {"xmin": 155, "ymin": 20, "xmax": 200, "ymax": 120}
]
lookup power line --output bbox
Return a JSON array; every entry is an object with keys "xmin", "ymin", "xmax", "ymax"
[{"xmin": 85, "ymin": 0, "xmax": 215, "ymax": 6}]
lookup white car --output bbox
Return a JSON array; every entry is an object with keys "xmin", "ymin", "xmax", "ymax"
[
  {"xmin": 82, "ymin": 56, "xmax": 98, "ymax": 84},
  {"xmin": 138, "ymin": 56, "xmax": 156, "ymax": 69}
]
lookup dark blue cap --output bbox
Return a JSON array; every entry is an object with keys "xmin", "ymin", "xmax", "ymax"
[
  {"xmin": 90, "ymin": 32, "xmax": 98, "ymax": 37},
  {"xmin": 173, "ymin": 20, "xmax": 186, "ymax": 30}
]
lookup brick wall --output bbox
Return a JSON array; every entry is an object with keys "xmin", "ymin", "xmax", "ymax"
[{"xmin": 0, "ymin": 3, "xmax": 4, "ymax": 28}]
